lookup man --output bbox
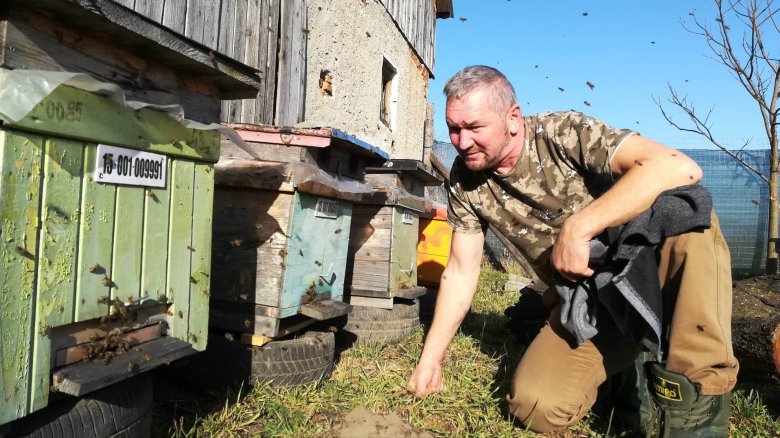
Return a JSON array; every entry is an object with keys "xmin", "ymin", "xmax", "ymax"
[{"xmin": 408, "ymin": 65, "xmax": 738, "ymax": 436}]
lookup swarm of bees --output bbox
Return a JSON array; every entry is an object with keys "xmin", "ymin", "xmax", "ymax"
[{"xmin": 80, "ymin": 326, "xmax": 136, "ymax": 365}]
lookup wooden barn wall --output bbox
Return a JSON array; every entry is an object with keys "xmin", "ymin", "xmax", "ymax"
[
  {"xmin": 378, "ymin": 0, "xmax": 436, "ymax": 73},
  {"xmin": 110, "ymin": 0, "xmax": 307, "ymax": 125}
]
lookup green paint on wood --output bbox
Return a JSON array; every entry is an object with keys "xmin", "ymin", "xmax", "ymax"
[
  {"xmin": 111, "ymin": 186, "xmax": 145, "ymax": 301},
  {"xmin": 141, "ymin": 163, "xmax": 172, "ymax": 303},
  {"xmin": 0, "ymin": 85, "xmax": 220, "ymax": 162},
  {"xmin": 280, "ymin": 193, "xmax": 352, "ymax": 318},
  {"xmin": 75, "ymin": 144, "xmax": 116, "ymax": 321},
  {"xmin": 390, "ymin": 207, "xmax": 419, "ymax": 295},
  {"xmin": 166, "ymin": 160, "xmax": 194, "ymax": 341},
  {"xmin": 188, "ymin": 163, "xmax": 214, "ymax": 351},
  {"xmin": 0, "ymin": 130, "xmax": 42, "ymax": 424},
  {"xmin": 31, "ymin": 137, "xmax": 84, "ymax": 411}
]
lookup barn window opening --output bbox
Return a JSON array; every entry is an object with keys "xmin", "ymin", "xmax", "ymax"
[{"xmin": 380, "ymin": 58, "xmax": 397, "ymax": 128}]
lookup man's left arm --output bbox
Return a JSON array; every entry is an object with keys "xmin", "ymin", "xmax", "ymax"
[{"xmin": 552, "ymin": 134, "xmax": 703, "ymax": 281}]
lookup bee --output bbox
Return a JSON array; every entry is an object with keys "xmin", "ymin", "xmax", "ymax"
[
  {"xmin": 279, "ymin": 249, "xmax": 288, "ymax": 257},
  {"xmin": 224, "ymin": 332, "xmax": 234, "ymax": 342},
  {"xmin": 54, "ymin": 374, "xmax": 65, "ymax": 384},
  {"xmin": 299, "ymin": 249, "xmax": 304, "ymax": 257},
  {"xmin": 301, "ymin": 27, "xmax": 309, "ymax": 34},
  {"xmin": 586, "ymin": 81, "xmax": 595, "ymax": 90},
  {"xmin": 202, "ymin": 289, "xmax": 210, "ymax": 297},
  {"xmin": 190, "ymin": 276, "xmax": 198, "ymax": 284},
  {"xmin": 90, "ymin": 263, "xmax": 102, "ymax": 273},
  {"xmin": 190, "ymin": 334, "xmax": 198, "ymax": 343},
  {"xmin": 334, "ymin": 228, "xmax": 342, "ymax": 234},
  {"xmin": 127, "ymin": 362, "xmax": 138, "ymax": 373},
  {"xmin": 239, "ymin": 293, "xmax": 248, "ymax": 301},
  {"xmin": 633, "ymin": 160, "xmax": 644, "ymax": 167},
  {"xmin": 187, "ymin": 245, "xmax": 196, "ymax": 252},
  {"xmin": 102, "ymin": 276, "xmax": 114, "ymax": 288},
  {"xmin": 314, "ymin": 260, "xmax": 322, "ymax": 267},
  {"xmin": 142, "ymin": 353, "xmax": 152, "ymax": 361},
  {"xmin": 177, "ymin": 310, "xmax": 184, "ymax": 319}
]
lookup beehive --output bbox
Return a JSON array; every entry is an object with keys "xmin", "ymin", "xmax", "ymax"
[
  {"xmin": 0, "ymin": 83, "xmax": 219, "ymax": 423},
  {"xmin": 347, "ymin": 160, "xmax": 441, "ymax": 309},
  {"xmin": 209, "ymin": 126, "xmax": 386, "ymax": 338}
]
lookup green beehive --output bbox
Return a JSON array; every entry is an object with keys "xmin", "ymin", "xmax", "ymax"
[
  {"xmin": 0, "ymin": 82, "xmax": 219, "ymax": 424},
  {"xmin": 347, "ymin": 160, "xmax": 442, "ymax": 309}
]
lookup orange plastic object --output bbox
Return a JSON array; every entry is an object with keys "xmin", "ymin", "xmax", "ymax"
[{"xmin": 417, "ymin": 205, "xmax": 452, "ymax": 286}]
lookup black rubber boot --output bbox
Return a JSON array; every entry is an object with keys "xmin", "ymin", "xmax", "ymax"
[{"xmin": 646, "ymin": 362, "xmax": 730, "ymax": 438}]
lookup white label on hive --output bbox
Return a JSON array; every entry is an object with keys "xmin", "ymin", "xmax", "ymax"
[
  {"xmin": 314, "ymin": 198, "xmax": 339, "ymax": 219},
  {"xmin": 95, "ymin": 144, "xmax": 167, "ymax": 188},
  {"xmin": 402, "ymin": 209, "xmax": 415, "ymax": 225}
]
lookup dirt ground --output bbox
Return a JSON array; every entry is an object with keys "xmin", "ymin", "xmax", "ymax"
[{"xmin": 329, "ymin": 406, "xmax": 433, "ymax": 438}]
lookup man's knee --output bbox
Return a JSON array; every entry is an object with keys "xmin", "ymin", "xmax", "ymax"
[{"xmin": 506, "ymin": 387, "xmax": 590, "ymax": 433}]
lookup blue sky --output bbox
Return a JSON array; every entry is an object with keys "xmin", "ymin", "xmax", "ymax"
[{"xmin": 429, "ymin": 1, "xmax": 771, "ymax": 150}]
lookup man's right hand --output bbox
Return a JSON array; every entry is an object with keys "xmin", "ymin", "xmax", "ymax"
[{"xmin": 408, "ymin": 358, "xmax": 444, "ymax": 397}]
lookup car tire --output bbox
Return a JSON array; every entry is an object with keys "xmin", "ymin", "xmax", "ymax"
[
  {"xmin": 342, "ymin": 299, "xmax": 420, "ymax": 346},
  {"xmin": 8, "ymin": 373, "xmax": 152, "ymax": 438}
]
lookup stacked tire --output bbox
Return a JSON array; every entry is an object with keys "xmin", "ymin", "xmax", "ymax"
[{"xmin": 341, "ymin": 298, "xmax": 421, "ymax": 347}]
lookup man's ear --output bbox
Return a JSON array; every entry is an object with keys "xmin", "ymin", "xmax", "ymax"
[{"xmin": 507, "ymin": 104, "xmax": 522, "ymax": 135}]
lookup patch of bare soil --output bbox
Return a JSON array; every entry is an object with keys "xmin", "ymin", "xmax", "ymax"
[
  {"xmin": 731, "ymin": 275, "xmax": 780, "ymax": 383},
  {"xmin": 329, "ymin": 406, "xmax": 434, "ymax": 438}
]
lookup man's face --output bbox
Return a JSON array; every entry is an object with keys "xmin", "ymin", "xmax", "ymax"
[{"xmin": 445, "ymin": 88, "xmax": 514, "ymax": 172}]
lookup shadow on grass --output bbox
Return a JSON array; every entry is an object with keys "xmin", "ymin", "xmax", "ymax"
[{"xmin": 150, "ymin": 360, "xmax": 251, "ymax": 437}]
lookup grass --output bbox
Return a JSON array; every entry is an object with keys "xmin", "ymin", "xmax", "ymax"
[{"xmin": 153, "ymin": 261, "xmax": 780, "ymax": 437}]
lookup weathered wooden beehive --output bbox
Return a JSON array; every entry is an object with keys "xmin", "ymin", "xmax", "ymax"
[
  {"xmin": 0, "ymin": 80, "xmax": 220, "ymax": 424},
  {"xmin": 347, "ymin": 159, "xmax": 442, "ymax": 309},
  {"xmin": 209, "ymin": 125, "xmax": 387, "ymax": 341}
]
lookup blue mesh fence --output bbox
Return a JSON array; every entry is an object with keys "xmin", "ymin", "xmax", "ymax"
[
  {"xmin": 432, "ymin": 141, "xmax": 772, "ymax": 275},
  {"xmin": 682, "ymin": 149, "xmax": 769, "ymax": 276}
]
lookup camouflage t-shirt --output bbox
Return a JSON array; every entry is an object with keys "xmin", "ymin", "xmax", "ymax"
[{"xmin": 447, "ymin": 111, "xmax": 636, "ymax": 286}]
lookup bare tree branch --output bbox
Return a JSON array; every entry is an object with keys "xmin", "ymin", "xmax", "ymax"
[{"xmin": 655, "ymin": 87, "xmax": 769, "ymax": 183}]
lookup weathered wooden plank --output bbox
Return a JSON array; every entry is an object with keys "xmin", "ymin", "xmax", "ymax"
[
  {"xmin": 141, "ymin": 169, "xmax": 172, "ymax": 301},
  {"xmin": 299, "ymin": 299, "xmax": 351, "ymax": 320},
  {"xmin": 209, "ymin": 308, "xmax": 280, "ymax": 336},
  {"xmin": 217, "ymin": 0, "xmax": 237, "ymax": 57},
  {"xmin": 187, "ymin": 163, "xmax": 213, "ymax": 350},
  {"xmin": 350, "ymin": 264, "xmax": 391, "ymax": 292},
  {"xmin": 184, "ymin": 0, "xmax": 220, "ymax": 50},
  {"xmin": 275, "ymin": 0, "xmax": 307, "ymax": 125},
  {"xmin": 50, "ymin": 304, "xmax": 167, "ymax": 353},
  {"xmin": 349, "ymin": 295, "xmax": 393, "ymax": 310},
  {"xmin": 218, "ymin": 138, "xmax": 304, "ymax": 163},
  {"xmin": 239, "ymin": 0, "xmax": 262, "ymax": 123},
  {"xmin": 135, "ymin": 0, "xmax": 165, "ymax": 22},
  {"xmin": 52, "ymin": 336, "xmax": 196, "ymax": 396},
  {"xmin": 113, "ymin": 0, "xmax": 135, "ymax": 9},
  {"xmin": 166, "ymin": 160, "xmax": 195, "ymax": 341},
  {"xmin": 53, "ymin": 323, "xmax": 162, "ymax": 368},
  {"xmin": 210, "ymin": 187, "xmax": 291, "ymax": 307},
  {"xmin": 111, "ymin": 186, "xmax": 145, "ymax": 301},
  {"xmin": 75, "ymin": 144, "xmax": 116, "ymax": 321},
  {"xmin": 262, "ymin": 0, "xmax": 281, "ymax": 123},
  {"xmin": 280, "ymin": 193, "xmax": 351, "ymax": 317},
  {"xmin": 162, "ymin": 0, "xmax": 188, "ymax": 34},
  {"xmin": 30, "ymin": 137, "xmax": 84, "ymax": 412},
  {"xmin": 0, "ymin": 130, "xmax": 42, "ymax": 424}
]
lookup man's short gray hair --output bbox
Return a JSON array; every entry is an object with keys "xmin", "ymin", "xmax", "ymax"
[{"xmin": 443, "ymin": 65, "xmax": 518, "ymax": 114}]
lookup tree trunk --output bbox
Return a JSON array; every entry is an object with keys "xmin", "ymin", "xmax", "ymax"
[
  {"xmin": 731, "ymin": 276, "xmax": 780, "ymax": 382},
  {"xmin": 766, "ymin": 138, "xmax": 779, "ymax": 274}
]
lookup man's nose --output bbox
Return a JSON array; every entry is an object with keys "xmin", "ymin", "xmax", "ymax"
[{"xmin": 456, "ymin": 130, "xmax": 473, "ymax": 150}]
